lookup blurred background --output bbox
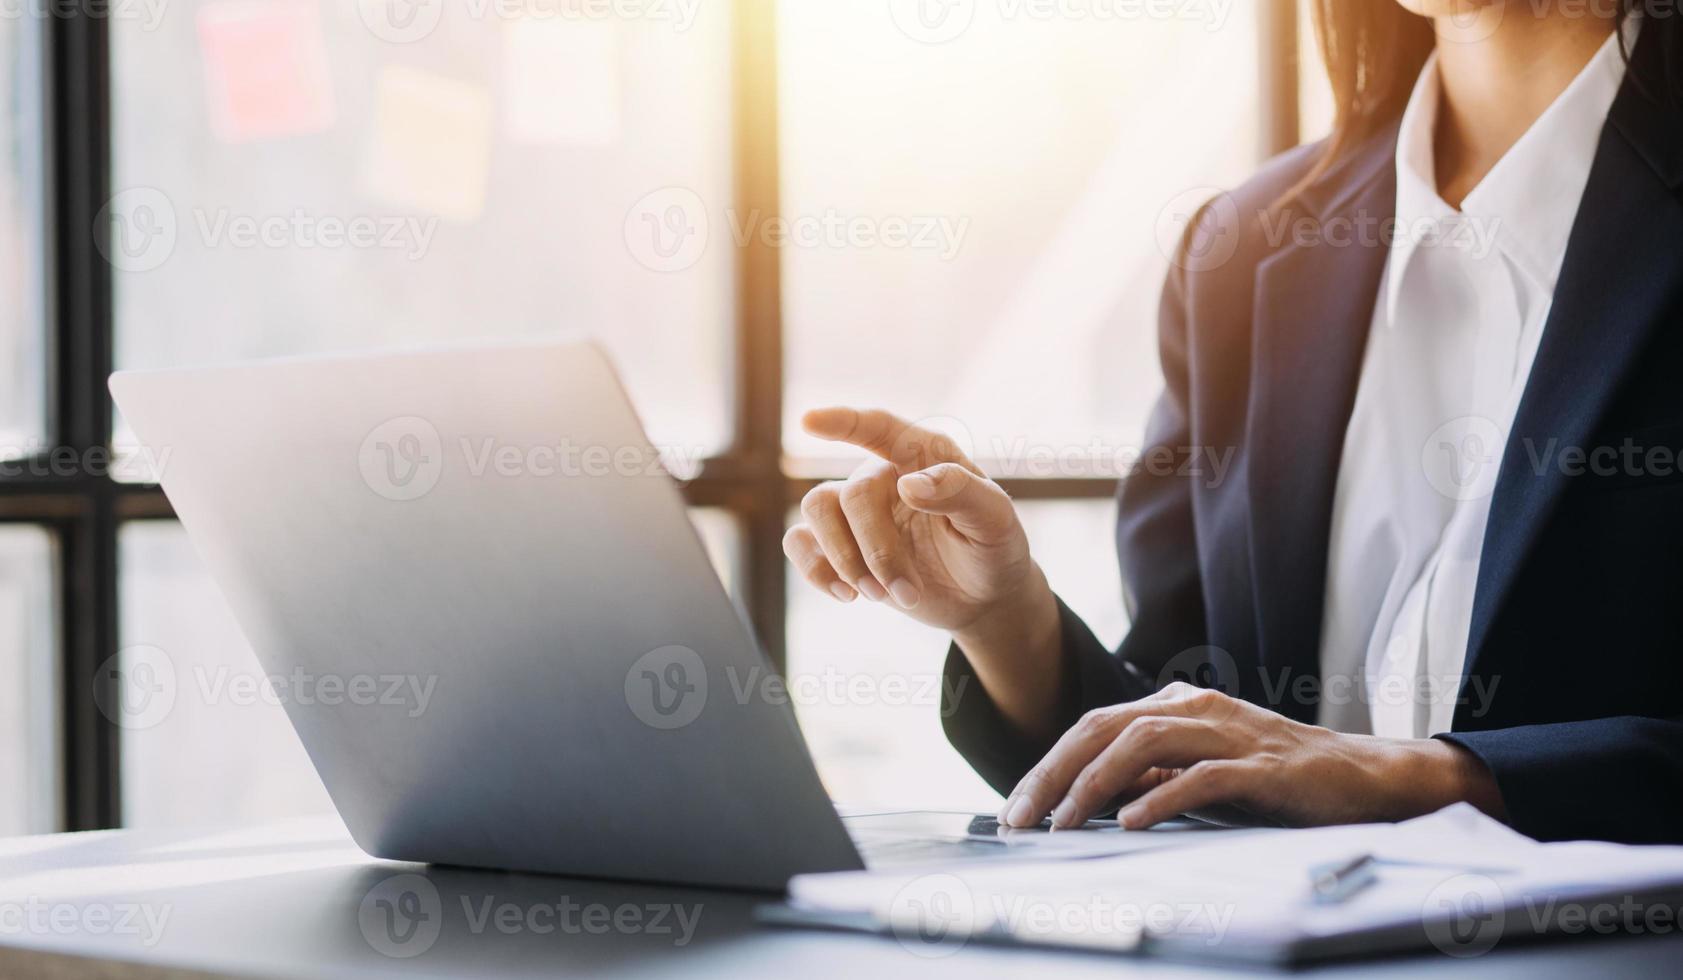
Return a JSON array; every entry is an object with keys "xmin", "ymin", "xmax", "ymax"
[{"xmin": 0, "ymin": 0, "xmax": 1333, "ymax": 836}]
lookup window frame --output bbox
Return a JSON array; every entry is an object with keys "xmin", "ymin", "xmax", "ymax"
[{"xmin": 0, "ymin": 0, "xmax": 1303, "ymax": 831}]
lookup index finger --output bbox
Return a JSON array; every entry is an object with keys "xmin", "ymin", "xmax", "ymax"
[
  {"xmin": 802, "ymin": 407, "xmax": 966, "ymax": 469},
  {"xmin": 996, "ymin": 689, "xmax": 1183, "ymax": 828}
]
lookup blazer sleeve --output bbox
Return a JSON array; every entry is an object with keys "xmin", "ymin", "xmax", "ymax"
[
  {"xmin": 1439, "ymin": 717, "xmax": 1683, "ymax": 844},
  {"xmin": 941, "ymin": 240, "xmax": 1213, "ymax": 797}
]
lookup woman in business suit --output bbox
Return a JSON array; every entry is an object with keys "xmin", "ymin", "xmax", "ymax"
[{"xmin": 782, "ymin": 0, "xmax": 1683, "ymax": 844}]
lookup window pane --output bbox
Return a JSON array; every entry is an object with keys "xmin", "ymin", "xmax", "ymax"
[
  {"xmin": 0, "ymin": 526, "xmax": 58, "ymax": 836},
  {"xmin": 781, "ymin": 5, "xmax": 1261, "ymax": 471},
  {"xmin": 109, "ymin": 2, "xmax": 735, "ymax": 462},
  {"xmin": 117, "ymin": 520, "xmax": 334, "ymax": 828},
  {"xmin": 0, "ymin": 14, "xmax": 46, "ymax": 455},
  {"xmin": 689, "ymin": 507, "xmax": 743, "ymax": 602},
  {"xmin": 118, "ymin": 511, "xmax": 739, "ymax": 828},
  {"xmin": 787, "ymin": 499, "xmax": 1123, "ymax": 811}
]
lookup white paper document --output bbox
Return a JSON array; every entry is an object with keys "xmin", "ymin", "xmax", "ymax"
[{"xmin": 783, "ymin": 805, "xmax": 1683, "ymax": 963}]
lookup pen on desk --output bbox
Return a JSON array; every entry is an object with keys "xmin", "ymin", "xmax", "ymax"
[{"xmin": 1309, "ymin": 853, "xmax": 1378, "ymax": 905}]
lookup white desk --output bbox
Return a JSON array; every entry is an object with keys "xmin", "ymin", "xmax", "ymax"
[{"xmin": 2, "ymin": 818, "xmax": 1678, "ymax": 979}]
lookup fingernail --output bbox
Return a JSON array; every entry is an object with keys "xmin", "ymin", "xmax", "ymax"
[
  {"xmin": 888, "ymin": 579, "xmax": 921, "ymax": 609},
  {"xmin": 1005, "ymin": 795, "xmax": 1035, "ymax": 828},
  {"xmin": 902, "ymin": 474, "xmax": 937, "ymax": 497},
  {"xmin": 1119, "ymin": 805, "xmax": 1144, "ymax": 829},
  {"xmin": 829, "ymin": 582, "xmax": 858, "ymax": 603},
  {"xmin": 996, "ymin": 797, "xmax": 1014, "ymax": 822},
  {"xmin": 857, "ymin": 578, "xmax": 888, "ymax": 602},
  {"xmin": 1051, "ymin": 798, "xmax": 1077, "ymax": 829}
]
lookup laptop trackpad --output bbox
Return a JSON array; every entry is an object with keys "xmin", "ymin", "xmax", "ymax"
[{"xmin": 843, "ymin": 811, "xmax": 1242, "ymax": 867}]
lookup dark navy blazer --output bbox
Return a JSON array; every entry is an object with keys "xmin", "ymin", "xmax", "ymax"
[{"xmin": 942, "ymin": 26, "xmax": 1683, "ymax": 844}]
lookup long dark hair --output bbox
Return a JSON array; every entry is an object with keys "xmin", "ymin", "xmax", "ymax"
[{"xmin": 1298, "ymin": 0, "xmax": 1672, "ymax": 195}]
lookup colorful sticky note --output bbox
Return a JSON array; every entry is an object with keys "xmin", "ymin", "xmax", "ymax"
[
  {"xmin": 360, "ymin": 66, "xmax": 494, "ymax": 223},
  {"xmin": 502, "ymin": 17, "xmax": 622, "ymax": 147},
  {"xmin": 197, "ymin": 0, "xmax": 336, "ymax": 143}
]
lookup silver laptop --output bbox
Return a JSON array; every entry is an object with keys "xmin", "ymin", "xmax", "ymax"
[{"xmin": 110, "ymin": 339, "xmax": 1149, "ymax": 891}]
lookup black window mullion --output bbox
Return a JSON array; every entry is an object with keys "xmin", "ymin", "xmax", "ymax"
[
  {"xmin": 732, "ymin": 0, "xmax": 788, "ymax": 671},
  {"xmin": 47, "ymin": 5, "xmax": 120, "ymax": 832}
]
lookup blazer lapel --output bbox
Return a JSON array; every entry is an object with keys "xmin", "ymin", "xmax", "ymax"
[
  {"xmin": 1246, "ymin": 133, "xmax": 1397, "ymax": 723},
  {"xmin": 1465, "ymin": 39, "xmax": 1683, "ymax": 672}
]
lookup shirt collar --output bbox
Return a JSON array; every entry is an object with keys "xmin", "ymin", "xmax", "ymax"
[{"xmin": 1384, "ymin": 23, "xmax": 1633, "ymax": 328}]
